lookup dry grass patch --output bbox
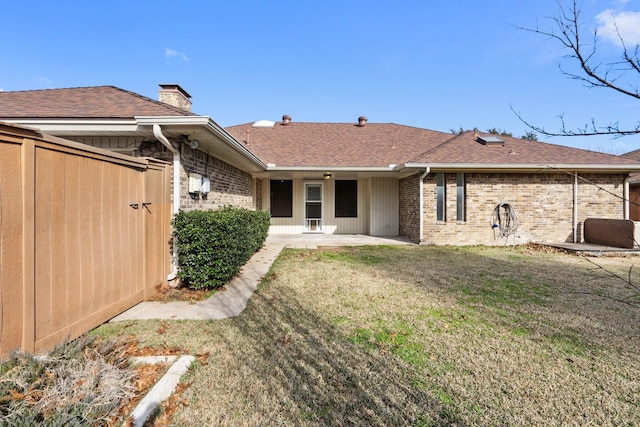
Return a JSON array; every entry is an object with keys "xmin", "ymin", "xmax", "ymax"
[{"xmin": 93, "ymin": 245, "xmax": 640, "ymax": 426}]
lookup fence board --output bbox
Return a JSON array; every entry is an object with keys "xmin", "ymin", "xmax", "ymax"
[
  {"xmin": 0, "ymin": 123, "xmax": 170, "ymax": 355},
  {"xmin": 0, "ymin": 141, "xmax": 25, "ymax": 354}
]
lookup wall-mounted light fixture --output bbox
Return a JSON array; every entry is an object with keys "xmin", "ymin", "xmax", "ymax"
[
  {"xmin": 323, "ymin": 172, "xmax": 332, "ymax": 180},
  {"xmin": 201, "ymin": 177, "xmax": 210, "ymax": 200},
  {"xmin": 190, "ymin": 139, "xmax": 199, "ymax": 150}
]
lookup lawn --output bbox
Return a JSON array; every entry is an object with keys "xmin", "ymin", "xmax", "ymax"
[{"xmin": 94, "ymin": 245, "xmax": 640, "ymax": 426}]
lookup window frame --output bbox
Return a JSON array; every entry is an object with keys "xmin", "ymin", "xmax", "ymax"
[
  {"xmin": 269, "ymin": 179, "xmax": 293, "ymax": 218},
  {"xmin": 334, "ymin": 180, "xmax": 358, "ymax": 218},
  {"xmin": 436, "ymin": 173, "xmax": 446, "ymax": 222},
  {"xmin": 456, "ymin": 173, "xmax": 465, "ymax": 222}
]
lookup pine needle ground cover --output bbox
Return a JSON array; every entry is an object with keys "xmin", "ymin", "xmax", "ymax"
[{"xmin": 94, "ymin": 245, "xmax": 640, "ymax": 426}]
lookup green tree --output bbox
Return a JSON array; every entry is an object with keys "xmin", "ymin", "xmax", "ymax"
[{"xmin": 487, "ymin": 128, "xmax": 513, "ymax": 137}]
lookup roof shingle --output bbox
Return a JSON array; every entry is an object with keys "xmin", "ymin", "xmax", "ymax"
[
  {"xmin": 0, "ymin": 86, "xmax": 195, "ymax": 119},
  {"xmin": 226, "ymin": 122, "xmax": 452, "ymax": 167},
  {"xmin": 226, "ymin": 121, "xmax": 638, "ymax": 167}
]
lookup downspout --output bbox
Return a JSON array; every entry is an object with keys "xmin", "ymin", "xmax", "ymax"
[
  {"xmin": 419, "ymin": 167, "xmax": 431, "ymax": 242},
  {"xmin": 573, "ymin": 172, "xmax": 578, "ymax": 243},
  {"xmin": 624, "ymin": 175, "xmax": 630, "ymax": 220},
  {"xmin": 153, "ymin": 124, "xmax": 180, "ymax": 281}
]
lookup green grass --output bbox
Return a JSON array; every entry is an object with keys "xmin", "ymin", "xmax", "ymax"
[{"xmin": 80, "ymin": 245, "xmax": 640, "ymax": 425}]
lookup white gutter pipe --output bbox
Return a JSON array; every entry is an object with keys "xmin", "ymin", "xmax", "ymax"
[
  {"xmin": 419, "ymin": 167, "xmax": 431, "ymax": 242},
  {"xmin": 573, "ymin": 172, "xmax": 578, "ymax": 243},
  {"xmin": 624, "ymin": 176, "xmax": 630, "ymax": 220},
  {"xmin": 152, "ymin": 124, "xmax": 180, "ymax": 281}
]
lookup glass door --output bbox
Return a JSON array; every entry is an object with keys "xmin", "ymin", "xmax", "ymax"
[{"xmin": 304, "ymin": 183, "xmax": 323, "ymax": 232}]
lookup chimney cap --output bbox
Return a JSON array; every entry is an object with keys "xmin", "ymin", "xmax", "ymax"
[
  {"xmin": 158, "ymin": 84, "xmax": 192, "ymax": 99},
  {"xmin": 282, "ymin": 114, "xmax": 292, "ymax": 125},
  {"xmin": 357, "ymin": 116, "xmax": 368, "ymax": 126}
]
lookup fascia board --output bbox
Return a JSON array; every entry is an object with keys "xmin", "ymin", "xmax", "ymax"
[
  {"xmin": 135, "ymin": 116, "xmax": 211, "ymax": 126},
  {"xmin": 137, "ymin": 116, "xmax": 267, "ymax": 170},
  {"xmin": 4, "ymin": 119, "xmax": 138, "ymax": 133},
  {"xmin": 401, "ymin": 162, "xmax": 640, "ymax": 172},
  {"xmin": 204, "ymin": 119, "xmax": 267, "ymax": 169},
  {"xmin": 266, "ymin": 166, "xmax": 397, "ymax": 172}
]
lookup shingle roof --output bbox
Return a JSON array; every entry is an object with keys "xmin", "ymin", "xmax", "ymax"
[
  {"xmin": 410, "ymin": 131, "xmax": 637, "ymax": 165},
  {"xmin": 226, "ymin": 120, "xmax": 638, "ymax": 168},
  {"xmin": 622, "ymin": 148, "xmax": 640, "ymax": 161},
  {"xmin": 226, "ymin": 122, "xmax": 452, "ymax": 167},
  {"xmin": 0, "ymin": 86, "xmax": 195, "ymax": 119}
]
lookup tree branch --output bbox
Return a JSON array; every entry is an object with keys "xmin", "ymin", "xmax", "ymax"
[{"xmin": 513, "ymin": 0, "xmax": 640, "ymax": 138}]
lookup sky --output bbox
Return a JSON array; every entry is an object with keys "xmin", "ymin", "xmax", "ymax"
[{"xmin": 1, "ymin": 0, "xmax": 640, "ymax": 154}]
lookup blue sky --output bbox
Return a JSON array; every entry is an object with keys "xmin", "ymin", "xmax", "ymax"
[{"xmin": 2, "ymin": 0, "xmax": 639, "ymax": 153}]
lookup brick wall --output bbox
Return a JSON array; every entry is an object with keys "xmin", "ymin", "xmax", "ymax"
[
  {"xmin": 179, "ymin": 145, "xmax": 254, "ymax": 210},
  {"xmin": 399, "ymin": 175, "xmax": 420, "ymax": 242},
  {"xmin": 256, "ymin": 178, "xmax": 263, "ymax": 210},
  {"xmin": 400, "ymin": 171, "xmax": 626, "ymax": 245}
]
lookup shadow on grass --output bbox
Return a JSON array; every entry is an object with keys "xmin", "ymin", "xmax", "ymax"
[{"xmin": 225, "ymin": 284, "xmax": 464, "ymax": 426}]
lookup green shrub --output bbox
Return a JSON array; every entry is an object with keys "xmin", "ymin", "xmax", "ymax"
[{"xmin": 172, "ymin": 207, "xmax": 270, "ymax": 290}]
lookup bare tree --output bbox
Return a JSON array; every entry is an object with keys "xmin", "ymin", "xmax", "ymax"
[{"xmin": 514, "ymin": 0, "xmax": 640, "ymax": 138}]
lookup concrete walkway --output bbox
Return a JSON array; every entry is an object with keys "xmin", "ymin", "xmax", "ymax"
[{"xmin": 110, "ymin": 234, "xmax": 413, "ymax": 322}]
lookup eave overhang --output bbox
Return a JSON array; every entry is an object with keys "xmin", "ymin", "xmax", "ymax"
[
  {"xmin": 2, "ymin": 119, "xmax": 139, "ymax": 134},
  {"xmin": 255, "ymin": 164, "xmax": 399, "ymax": 179},
  {"xmin": 135, "ymin": 116, "xmax": 267, "ymax": 172},
  {"xmin": 4, "ymin": 116, "xmax": 268, "ymax": 173},
  {"xmin": 400, "ymin": 162, "xmax": 640, "ymax": 174}
]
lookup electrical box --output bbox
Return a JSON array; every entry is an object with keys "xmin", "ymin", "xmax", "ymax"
[
  {"xmin": 201, "ymin": 178, "xmax": 211, "ymax": 194},
  {"xmin": 188, "ymin": 173, "xmax": 202, "ymax": 193}
]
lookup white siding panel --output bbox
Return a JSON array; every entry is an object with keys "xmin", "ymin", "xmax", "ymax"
[
  {"xmin": 369, "ymin": 178, "xmax": 399, "ymax": 236},
  {"xmin": 267, "ymin": 178, "xmax": 375, "ymax": 235}
]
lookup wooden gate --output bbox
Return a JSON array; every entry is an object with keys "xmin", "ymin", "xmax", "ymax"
[{"xmin": 0, "ymin": 123, "xmax": 170, "ymax": 355}]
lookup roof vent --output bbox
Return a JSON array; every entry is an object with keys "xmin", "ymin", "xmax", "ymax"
[
  {"xmin": 282, "ymin": 115, "xmax": 292, "ymax": 126},
  {"xmin": 253, "ymin": 120, "xmax": 276, "ymax": 128},
  {"xmin": 357, "ymin": 116, "xmax": 368, "ymax": 127},
  {"xmin": 477, "ymin": 136, "xmax": 505, "ymax": 146}
]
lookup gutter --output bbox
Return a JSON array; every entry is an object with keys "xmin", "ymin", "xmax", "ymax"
[
  {"xmin": 152, "ymin": 124, "xmax": 180, "ymax": 281},
  {"xmin": 625, "ymin": 175, "xmax": 630, "ymax": 220},
  {"xmin": 204, "ymin": 118, "xmax": 267, "ymax": 169},
  {"xmin": 419, "ymin": 167, "xmax": 431, "ymax": 242},
  {"xmin": 574, "ymin": 172, "xmax": 579, "ymax": 243},
  {"xmin": 401, "ymin": 162, "xmax": 640, "ymax": 172},
  {"xmin": 266, "ymin": 165, "xmax": 398, "ymax": 172},
  {"xmin": 136, "ymin": 116, "xmax": 267, "ymax": 170}
]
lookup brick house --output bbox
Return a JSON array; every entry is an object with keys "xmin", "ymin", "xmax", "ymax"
[
  {"xmin": 0, "ymin": 84, "xmax": 266, "ymax": 216},
  {"xmin": 2, "ymin": 85, "xmax": 639, "ymax": 246},
  {"xmin": 621, "ymin": 148, "xmax": 640, "ymax": 221},
  {"xmin": 0, "ymin": 84, "xmax": 267, "ymax": 279},
  {"xmin": 226, "ymin": 117, "xmax": 640, "ymax": 245}
]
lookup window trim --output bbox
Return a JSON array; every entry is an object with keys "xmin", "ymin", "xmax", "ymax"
[
  {"xmin": 334, "ymin": 180, "xmax": 358, "ymax": 218},
  {"xmin": 269, "ymin": 179, "xmax": 293, "ymax": 218}
]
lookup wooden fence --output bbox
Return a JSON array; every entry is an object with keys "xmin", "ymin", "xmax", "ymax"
[{"xmin": 0, "ymin": 123, "xmax": 171, "ymax": 355}]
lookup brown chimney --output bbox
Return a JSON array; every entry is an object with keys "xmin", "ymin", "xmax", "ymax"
[
  {"xmin": 158, "ymin": 84, "xmax": 192, "ymax": 112},
  {"xmin": 358, "ymin": 116, "xmax": 368, "ymax": 127},
  {"xmin": 282, "ymin": 115, "xmax": 292, "ymax": 125}
]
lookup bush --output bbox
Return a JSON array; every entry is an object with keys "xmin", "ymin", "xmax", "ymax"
[{"xmin": 172, "ymin": 207, "xmax": 270, "ymax": 290}]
